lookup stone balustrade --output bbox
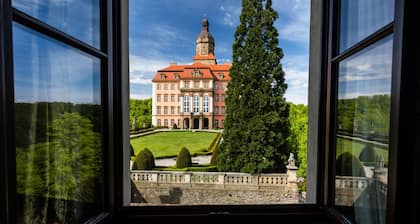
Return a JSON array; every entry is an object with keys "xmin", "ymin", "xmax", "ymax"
[
  {"xmin": 335, "ymin": 176, "xmax": 372, "ymax": 189},
  {"xmin": 131, "ymin": 170, "xmax": 290, "ymax": 188}
]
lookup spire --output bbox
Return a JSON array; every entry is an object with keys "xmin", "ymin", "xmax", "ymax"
[
  {"xmin": 202, "ymin": 17, "xmax": 209, "ymax": 32},
  {"xmin": 195, "ymin": 17, "xmax": 216, "ymax": 64}
]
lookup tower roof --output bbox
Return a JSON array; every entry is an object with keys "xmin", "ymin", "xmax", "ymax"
[{"xmin": 196, "ymin": 17, "xmax": 214, "ymax": 43}]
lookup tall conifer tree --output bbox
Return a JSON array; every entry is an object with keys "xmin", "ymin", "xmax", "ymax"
[{"xmin": 217, "ymin": 0, "xmax": 290, "ymax": 173}]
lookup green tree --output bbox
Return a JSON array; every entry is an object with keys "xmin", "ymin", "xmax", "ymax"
[
  {"xmin": 218, "ymin": 0, "xmax": 290, "ymax": 173},
  {"xmin": 16, "ymin": 113, "xmax": 102, "ymax": 203},
  {"xmin": 129, "ymin": 98, "xmax": 152, "ymax": 130},
  {"xmin": 287, "ymin": 103, "xmax": 308, "ymax": 180}
]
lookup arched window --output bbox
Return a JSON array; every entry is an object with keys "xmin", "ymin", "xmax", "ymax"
[
  {"xmin": 193, "ymin": 95, "xmax": 199, "ymax": 112},
  {"xmin": 184, "ymin": 94, "xmax": 190, "ymax": 112}
]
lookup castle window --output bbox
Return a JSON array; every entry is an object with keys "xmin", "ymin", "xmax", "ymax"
[
  {"xmin": 184, "ymin": 95, "xmax": 190, "ymax": 112},
  {"xmin": 218, "ymin": 73, "xmax": 224, "ymax": 79},
  {"xmin": 160, "ymin": 73, "xmax": 166, "ymax": 80},
  {"xmin": 203, "ymin": 95, "xmax": 209, "ymax": 112},
  {"xmin": 193, "ymin": 69, "xmax": 201, "ymax": 77},
  {"xmin": 193, "ymin": 95, "xmax": 199, "ymax": 112},
  {"xmin": 174, "ymin": 73, "xmax": 179, "ymax": 79}
]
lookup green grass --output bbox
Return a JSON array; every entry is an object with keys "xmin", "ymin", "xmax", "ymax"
[
  {"xmin": 336, "ymin": 137, "xmax": 388, "ymax": 163},
  {"xmin": 131, "ymin": 131, "xmax": 217, "ymax": 159}
]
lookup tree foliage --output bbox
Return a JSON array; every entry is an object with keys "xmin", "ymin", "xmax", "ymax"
[
  {"xmin": 130, "ymin": 98, "xmax": 152, "ymax": 130},
  {"xmin": 337, "ymin": 95, "xmax": 390, "ymax": 142},
  {"xmin": 176, "ymin": 147, "xmax": 192, "ymax": 169},
  {"xmin": 16, "ymin": 112, "xmax": 102, "ymax": 202},
  {"xmin": 287, "ymin": 103, "xmax": 308, "ymax": 179},
  {"xmin": 217, "ymin": 0, "xmax": 290, "ymax": 173},
  {"xmin": 15, "ymin": 102, "xmax": 102, "ymax": 148},
  {"xmin": 133, "ymin": 147, "xmax": 155, "ymax": 170}
]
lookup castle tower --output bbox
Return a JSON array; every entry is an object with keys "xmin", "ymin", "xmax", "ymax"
[{"xmin": 193, "ymin": 18, "xmax": 217, "ymax": 65}]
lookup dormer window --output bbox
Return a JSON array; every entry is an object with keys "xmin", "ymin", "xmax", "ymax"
[
  {"xmin": 218, "ymin": 73, "xmax": 224, "ymax": 79},
  {"xmin": 160, "ymin": 73, "xmax": 166, "ymax": 80},
  {"xmin": 174, "ymin": 73, "xmax": 179, "ymax": 80},
  {"xmin": 193, "ymin": 69, "xmax": 202, "ymax": 77}
]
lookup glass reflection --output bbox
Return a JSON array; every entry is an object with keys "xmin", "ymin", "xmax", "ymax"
[
  {"xmin": 13, "ymin": 23, "xmax": 103, "ymax": 223},
  {"xmin": 335, "ymin": 35, "xmax": 392, "ymax": 224},
  {"xmin": 340, "ymin": 0, "xmax": 394, "ymax": 51},
  {"xmin": 13, "ymin": 0, "xmax": 100, "ymax": 48}
]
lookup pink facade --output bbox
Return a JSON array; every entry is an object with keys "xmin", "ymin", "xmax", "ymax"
[{"xmin": 152, "ymin": 18, "xmax": 230, "ymax": 129}]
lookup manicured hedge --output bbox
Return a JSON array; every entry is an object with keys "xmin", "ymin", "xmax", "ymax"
[
  {"xmin": 359, "ymin": 144, "xmax": 377, "ymax": 162},
  {"xmin": 336, "ymin": 152, "xmax": 365, "ymax": 177},
  {"xmin": 133, "ymin": 147, "xmax": 155, "ymax": 170},
  {"xmin": 176, "ymin": 147, "xmax": 192, "ymax": 168}
]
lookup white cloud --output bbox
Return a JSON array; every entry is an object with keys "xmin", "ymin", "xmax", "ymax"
[
  {"xmin": 219, "ymin": 3, "xmax": 241, "ymax": 27},
  {"xmin": 274, "ymin": 0, "xmax": 310, "ymax": 43},
  {"xmin": 284, "ymin": 67, "xmax": 309, "ymax": 105}
]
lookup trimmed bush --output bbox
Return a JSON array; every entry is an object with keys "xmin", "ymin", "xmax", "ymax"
[
  {"xmin": 210, "ymin": 146, "xmax": 218, "ymax": 166},
  {"xmin": 208, "ymin": 133, "xmax": 222, "ymax": 152},
  {"xmin": 336, "ymin": 152, "xmax": 365, "ymax": 177},
  {"xmin": 359, "ymin": 144, "xmax": 376, "ymax": 162},
  {"xmin": 172, "ymin": 123, "xmax": 178, "ymax": 129},
  {"xmin": 176, "ymin": 147, "xmax": 192, "ymax": 168},
  {"xmin": 133, "ymin": 147, "xmax": 155, "ymax": 170}
]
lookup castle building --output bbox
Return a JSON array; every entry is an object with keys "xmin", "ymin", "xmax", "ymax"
[{"xmin": 152, "ymin": 18, "xmax": 231, "ymax": 129}]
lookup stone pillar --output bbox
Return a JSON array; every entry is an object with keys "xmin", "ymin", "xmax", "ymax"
[
  {"xmin": 374, "ymin": 155, "xmax": 387, "ymax": 184},
  {"xmin": 184, "ymin": 173, "xmax": 191, "ymax": 184},
  {"xmin": 218, "ymin": 174, "xmax": 225, "ymax": 186},
  {"xmin": 286, "ymin": 153, "xmax": 299, "ymax": 203},
  {"xmin": 287, "ymin": 153, "xmax": 298, "ymax": 184},
  {"xmin": 209, "ymin": 116, "xmax": 213, "ymax": 129},
  {"xmin": 209, "ymin": 94, "xmax": 213, "ymax": 113}
]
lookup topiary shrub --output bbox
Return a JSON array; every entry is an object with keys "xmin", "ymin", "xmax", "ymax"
[
  {"xmin": 172, "ymin": 123, "xmax": 178, "ymax": 129},
  {"xmin": 133, "ymin": 147, "xmax": 155, "ymax": 170},
  {"xmin": 176, "ymin": 147, "xmax": 192, "ymax": 168},
  {"xmin": 210, "ymin": 146, "xmax": 218, "ymax": 166},
  {"xmin": 336, "ymin": 152, "xmax": 365, "ymax": 177},
  {"xmin": 359, "ymin": 144, "xmax": 376, "ymax": 162}
]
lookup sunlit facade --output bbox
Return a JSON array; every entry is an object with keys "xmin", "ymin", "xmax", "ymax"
[{"xmin": 152, "ymin": 18, "xmax": 230, "ymax": 129}]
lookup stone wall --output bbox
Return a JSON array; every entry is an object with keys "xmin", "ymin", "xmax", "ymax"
[
  {"xmin": 131, "ymin": 183, "xmax": 299, "ymax": 205},
  {"xmin": 130, "ymin": 153, "xmax": 301, "ymax": 205}
]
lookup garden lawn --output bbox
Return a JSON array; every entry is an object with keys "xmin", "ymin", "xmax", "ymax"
[
  {"xmin": 336, "ymin": 137, "xmax": 388, "ymax": 163},
  {"xmin": 131, "ymin": 131, "xmax": 217, "ymax": 159}
]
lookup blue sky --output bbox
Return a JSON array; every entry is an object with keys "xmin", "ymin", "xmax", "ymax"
[{"xmin": 129, "ymin": 0, "xmax": 311, "ymax": 105}]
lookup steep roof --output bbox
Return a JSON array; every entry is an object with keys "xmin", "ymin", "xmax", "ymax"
[{"xmin": 152, "ymin": 62, "xmax": 231, "ymax": 82}]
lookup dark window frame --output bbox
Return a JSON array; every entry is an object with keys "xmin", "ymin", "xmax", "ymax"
[
  {"xmin": 0, "ymin": 0, "xmax": 117, "ymax": 223},
  {"xmin": 1, "ymin": 0, "xmax": 419, "ymax": 223}
]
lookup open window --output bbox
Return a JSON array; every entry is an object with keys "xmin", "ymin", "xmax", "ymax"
[{"xmin": 1, "ymin": 0, "xmax": 420, "ymax": 223}]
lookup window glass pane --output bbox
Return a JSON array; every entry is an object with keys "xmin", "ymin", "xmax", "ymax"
[
  {"xmin": 12, "ymin": 0, "xmax": 100, "ymax": 48},
  {"xmin": 340, "ymin": 0, "xmax": 394, "ymax": 51},
  {"xmin": 13, "ymin": 23, "xmax": 103, "ymax": 223},
  {"xmin": 335, "ymin": 35, "xmax": 392, "ymax": 223}
]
